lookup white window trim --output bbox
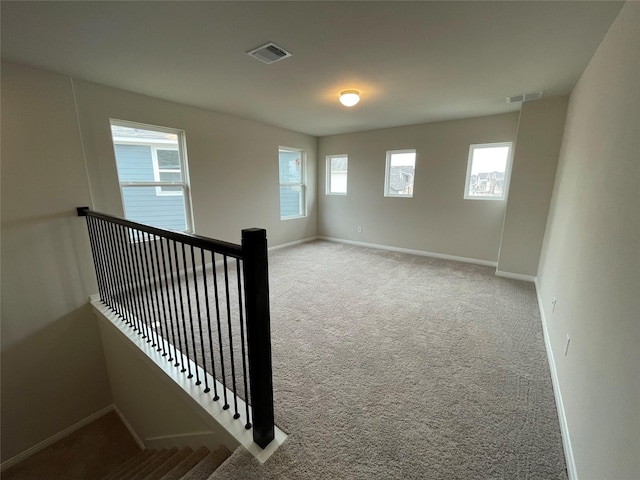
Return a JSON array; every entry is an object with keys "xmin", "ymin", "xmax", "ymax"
[
  {"xmin": 463, "ymin": 142, "xmax": 513, "ymax": 201},
  {"xmin": 326, "ymin": 154, "xmax": 348, "ymax": 195},
  {"xmin": 384, "ymin": 149, "xmax": 416, "ymax": 198},
  {"xmin": 151, "ymin": 146, "xmax": 182, "ymax": 197},
  {"xmin": 279, "ymin": 146, "xmax": 306, "ymax": 220},
  {"xmin": 110, "ymin": 119, "xmax": 194, "ymax": 233}
]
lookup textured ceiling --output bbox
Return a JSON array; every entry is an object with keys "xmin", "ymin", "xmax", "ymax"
[{"xmin": 1, "ymin": 1, "xmax": 624, "ymax": 136}]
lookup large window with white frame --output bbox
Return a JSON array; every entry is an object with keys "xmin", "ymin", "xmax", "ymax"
[
  {"xmin": 384, "ymin": 149, "xmax": 416, "ymax": 197},
  {"xmin": 326, "ymin": 154, "xmax": 348, "ymax": 195},
  {"xmin": 278, "ymin": 147, "xmax": 306, "ymax": 219},
  {"xmin": 110, "ymin": 120, "xmax": 193, "ymax": 232},
  {"xmin": 464, "ymin": 142, "xmax": 513, "ymax": 200}
]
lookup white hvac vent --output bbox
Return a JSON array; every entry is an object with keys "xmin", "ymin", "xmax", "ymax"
[
  {"xmin": 507, "ymin": 91, "xmax": 544, "ymax": 104},
  {"xmin": 247, "ymin": 42, "xmax": 292, "ymax": 64}
]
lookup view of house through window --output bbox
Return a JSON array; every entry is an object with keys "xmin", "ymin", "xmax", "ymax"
[
  {"xmin": 384, "ymin": 149, "xmax": 416, "ymax": 197},
  {"xmin": 464, "ymin": 143, "xmax": 512, "ymax": 200},
  {"xmin": 110, "ymin": 120, "xmax": 192, "ymax": 232},
  {"xmin": 279, "ymin": 147, "xmax": 306, "ymax": 219},
  {"xmin": 326, "ymin": 155, "xmax": 348, "ymax": 195}
]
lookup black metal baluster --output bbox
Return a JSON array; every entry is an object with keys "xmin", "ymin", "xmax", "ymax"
[
  {"xmin": 236, "ymin": 260, "xmax": 252, "ymax": 429},
  {"xmin": 201, "ymin": 249, "xmax": 217, "ymax": 397},
  {"xmin": 168, "ymin": 240, "xmax": 184, "ymax": 367},
  {"xmin": 107, "ymin": 221, "xmax": 127, "ymax": 319},
  {"xmin": 181, "ymin": 243, "xmax": 195, "ymax": 379},
  {"xmin": 115, "ymin": 223, "xmax": 136, "ymax": 327},
  {"xmin": 191, "ymin": 246, "xmax": 204, "ymax": 386},
  {"xmin": 223, "ymin": 256, "xmax": 240, "ymax": 419},
  {"xmin": 149, "ymin": 235, "xmax": 167, "ymax": 354},
  {"xmin": 85, "ymin": 216, "xmax": 107, "ymax": 302},
  {"xmin": 173, "ymin": 240, "xmax": 187, "ymax": 372},
  {"xmin": 97, "ymin": 218, "xmax": 118, "ymax": 315},
  {"xmin": 124, "ymin": 227, "xmax": 144, "ymax": 334},
  {"xmin": 141, "ymin": 233, "xmax": 159, "ymax": 347},
  {"xmin": 212, "ymin": 254, "xmax": 226, "ymax": 405},
  {"xmin": 151, "ymin": 236, "xmax": 169, "ymax": 356},
  {"xmin": 134, "ymin": 230, "xmax": 152, "ymax": 341},
  {"xmin": 160, "ymin": 238, "xmax": 177, "ymax": 361}
]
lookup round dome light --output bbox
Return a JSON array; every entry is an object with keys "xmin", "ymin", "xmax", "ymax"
[{"xmin": 339, "ymin": 90, "xmax": 360, "ymax": 107}]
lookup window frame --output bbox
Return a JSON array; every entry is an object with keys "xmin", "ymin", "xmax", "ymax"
[
  {"xmin": 463, "ymin": 142, "xmax": 513, "ymax": 201},
  {"xmin": 278, "ymin": 146, "xmax": 307, "ymax": 220},
  {"xmin": 110, "ymin": 119, "xmax": 194, "ymax": 233},
  {"xmin": 384, "ymin": 149, "xmax": 417, "ymax": 198},
  {"xmin": 326, "ymin": 154, "xmax": 348, "ymax": 195},
  {"xmin": 152, "ymin": 146, "xmax": 182, "ymax": 196}
]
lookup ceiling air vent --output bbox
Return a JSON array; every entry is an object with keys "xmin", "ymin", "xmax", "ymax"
[
  {"xmin": 507, "ymin": 91, "xmax": 544, "ymax": 104},
  {"xmin": 247, "ymin": 42, "xmax": 292, "ymax": 64}
]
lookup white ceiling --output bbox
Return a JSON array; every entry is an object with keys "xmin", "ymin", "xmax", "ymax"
[{"xmin": 1, "ymin": 1, "xmax": 624, "ymax": 136}]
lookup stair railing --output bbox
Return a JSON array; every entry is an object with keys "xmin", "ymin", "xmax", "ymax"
[{"xmin": 77, "ymin": 207, "xmax": 275, "ymax": 448}]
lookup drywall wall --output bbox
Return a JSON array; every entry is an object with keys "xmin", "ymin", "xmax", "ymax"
[
  {"xmin": 318, "ymin": 113, "xmax": 519, "ymax": 263},
  {"xmin": 497, "ymin": 97, "xmax": 568, "ymax": 277},
  {"xmin": 97, "ymin": 316, "xmax": 238, "ymax": 451},
  {"xmin": 0, "ymin": 62, "xmax": 112, "ymax": 461},
  {"xmin": 536, "ymin": 3, "xmax": 639, "ymax": 479},
  {"xmin": 72, "ymin": 80, "xmax": 318, "ymax": 248}
]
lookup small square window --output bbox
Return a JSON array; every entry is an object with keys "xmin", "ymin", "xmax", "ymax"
[
  {"xmin": 384, "ymin": 149, "xmax": 416, "ymax": 197},
  {"xmin": 464, "ymin": 143, "xmax": 513, "ymax": 200},
  {"xmin": 326, "ymin": 155, "xmax": 348, "ymax": 195}
]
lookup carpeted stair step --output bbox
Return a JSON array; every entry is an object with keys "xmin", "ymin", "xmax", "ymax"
[
  {"xmin": 129, "ymin": 448, "xmax": 178, "ymax": 480},
  {"xmin": 180, "ymin": 447, "xmax": 232, "ymax": 480},
  {"xmin": 142, "ymin": 447, "xmax": 194, "ymax": 480},
  {"xmin": 102, "ymin": 449, "xmax": 154, "ymax": 480},
  {"xmin": 158, "ymin": 446, "xmax": 210, "ymax": 480},
  {"xmin": 120, "ymin": 449, "xmax": 168, "ymax": 480}
]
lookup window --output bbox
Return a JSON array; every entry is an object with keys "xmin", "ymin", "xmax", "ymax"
[
  {"xmin": 110, "ymin": 120, "xmax": 193, "ymax": 232},
  {"xmin": 326, "ymin": 155, "xmax": 348, "ymax": 195},
  {"xmin": 384, "ymin": 149, "xmax": 416, "ymax": 197},
  {"xmin": 464, "ymin": 143, "xmax": 513, "ymax": 200},
  {"xmin": 279, "ymin": 147, "xmax": 306, "ymax": 219}
]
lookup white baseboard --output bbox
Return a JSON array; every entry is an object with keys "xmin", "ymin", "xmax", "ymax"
[
  {"xmin": 317, "ymin": 236, "xmax": 497, "ymax": 267},
  {"xmin": 0, "ymin": 404, "xmax": 115, "ymax": 472},
  {"xmin": 495, "ymin": 270, "xmax": 537, "ymax": 282},
  {"xmin": 112, "ymin": 404, "xmax": 146, "ymax": 450},
  {"xmin": 269, "ymin": 236, "xmax": 319, "ymax": 252},
  {"xmin": 535, "ymin": 280, "xmax": 577, "ymax": 480}
]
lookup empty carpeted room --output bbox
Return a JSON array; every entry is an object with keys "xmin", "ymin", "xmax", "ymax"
[{"xmin": 1, "ymin": 2, "xmax": 638, "ymax": 480}]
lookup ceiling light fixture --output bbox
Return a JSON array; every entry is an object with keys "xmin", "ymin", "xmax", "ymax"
[{"xmin": 339, "ymin": 90, "xmax": 360, "ymax": 107}]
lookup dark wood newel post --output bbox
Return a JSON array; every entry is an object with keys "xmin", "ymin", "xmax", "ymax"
[{"xmin": 242, "ymin": 228, "xmax": 275, "ymax": 449}]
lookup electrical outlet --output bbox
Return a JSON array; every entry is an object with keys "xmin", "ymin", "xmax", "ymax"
[
  {"xmin": 552, "ymin": 298, "xmax": 557, "ymax": 313},
  {"xmin": 564, "ymin": 335, "xmax": 570, "ymax": 356},
  {"xmin": 357, "ymin": 226, "xmax": 362, "ymax": 233}
]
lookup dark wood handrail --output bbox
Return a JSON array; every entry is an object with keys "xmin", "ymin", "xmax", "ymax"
[{"xmin": 77, "ymin": 207, "xmax": 243, "ymax": 259}]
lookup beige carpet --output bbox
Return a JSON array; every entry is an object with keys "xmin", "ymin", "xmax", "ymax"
[{"xmin": 208, "ymin": 240, "xmax": 567, "ymax": 479}]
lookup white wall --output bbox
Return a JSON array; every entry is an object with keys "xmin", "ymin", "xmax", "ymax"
[
  {"xmin": 318, "ymin": 113, "xmax": 519, "ymax": 263},
  {"xmin": 73, "ymin": 79, "xmax": 318, "ymax": 248},
  {"xmin": 98, "ymin": 316, "xmax": 238, "ymax": 452},
  {"xmin": 498, "ymin": 97, "xmax": 568, "ymax": 277},
  {"xmin": 536, "ymin": 3, "xmax": 639, "ymax": 479},
  {"xmin": 1, "ymin": 62, "xmax": 112, "ymax": 461}
]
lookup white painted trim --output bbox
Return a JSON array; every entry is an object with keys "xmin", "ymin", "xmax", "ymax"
[
  {"xmin": 91, "ymin": 299, "xmax": 287, "ymax": 463},
  {"xmin": 535, "ymin": 280, "xmax": 577, "ymax": 480},
  {"xmin": 495, "ymin": 270, "xmax": 536, "ymax": 282},
  {"xmin": 0, "ymin": 404, "xmax": 115, "ymax": 471},
  {"xmin": 268, "ymin": 236, "xmax": 319, "ymax": 252},
  {"xmin": 318, "ymin": 236, "xmax": 497, "ymax": 267},
  {"xmin": 112, "ymin": 404, "xmax": 146, "ymax": 450}
]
